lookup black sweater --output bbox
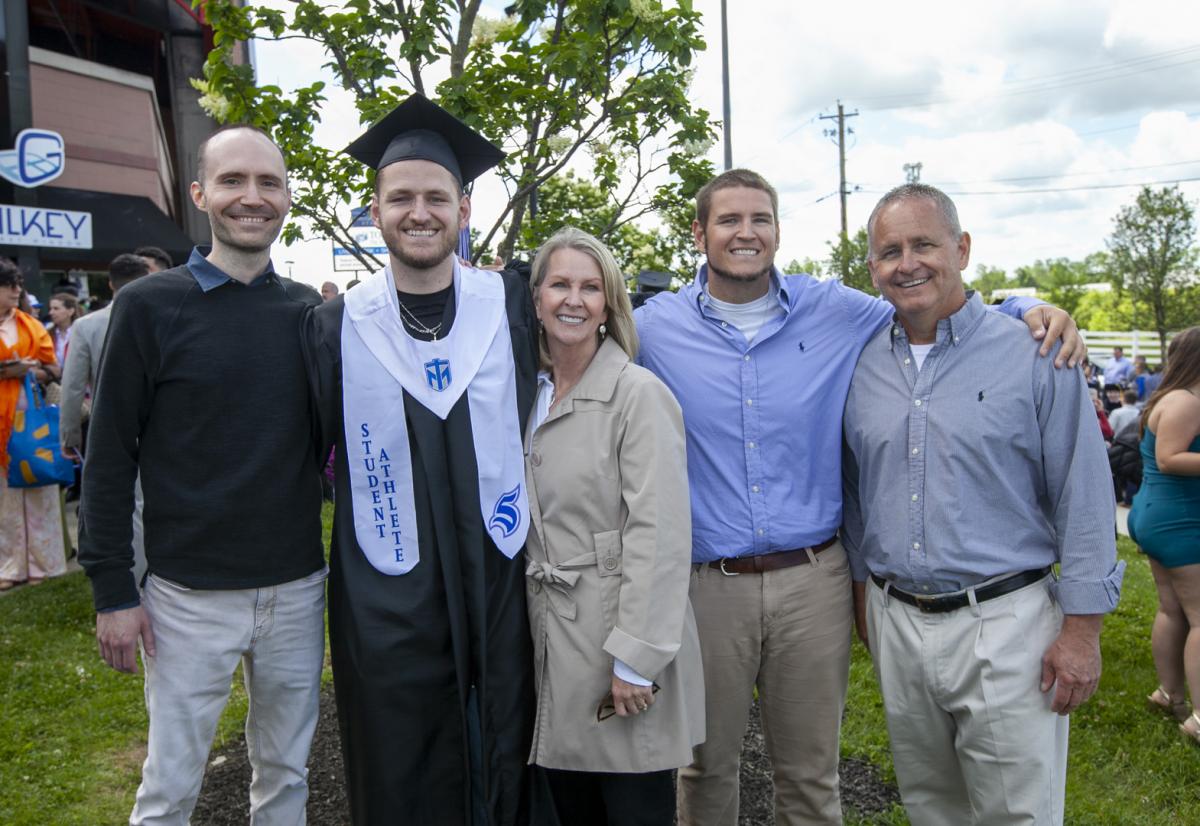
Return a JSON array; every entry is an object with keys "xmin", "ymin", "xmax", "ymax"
[{"xmin": 80, "ymin": 265, "xmax": 324, "ymax": 611}]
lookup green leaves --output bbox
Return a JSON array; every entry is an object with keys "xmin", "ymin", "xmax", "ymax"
[{"xmin": 198, "ymin": 0, "xmax": 714, "ymax": 271}]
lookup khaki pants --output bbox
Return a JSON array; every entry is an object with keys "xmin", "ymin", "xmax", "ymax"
[
  {"xmin": 867, "ymin": 575, "xmax": 1068, "ymax": 826},
  {"xmin": 678, "ymin": 542, "xmax": 853, "ymax": 826}
]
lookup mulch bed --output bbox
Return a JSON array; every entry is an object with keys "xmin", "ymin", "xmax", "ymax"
[{"xmin": 193, "ymin": 686, "xmax": 899, "ymax": 825}]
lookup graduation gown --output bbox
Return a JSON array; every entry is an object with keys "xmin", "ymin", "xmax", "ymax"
[{"xmin": 303, "ymin": 268, "xmax": 540, "ymax": 825}]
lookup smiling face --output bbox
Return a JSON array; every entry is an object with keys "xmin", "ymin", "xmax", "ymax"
[
  {"xmin": 534, "ymin": 247, "xmax": 608, "ymax": 360},
  {"xmin": 190, "ymin": 128, "xmax": 290, "ymax": 256},
  {"xmin": 372, "ymin": 159, "xmax": 469, "ymax": 273},
  {"xmin": 693, "ymin": 185, "xmax": 779, "ymax": 300},
  {"xmin": 868, "ymin": 197, "xmax": 971, "ymax": 343}
]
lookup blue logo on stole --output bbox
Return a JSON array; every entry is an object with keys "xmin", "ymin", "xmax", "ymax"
[
  {"xmin": 424, "ymin": 358, "xmax": 451, "ymax": 392},
  {"xmin": 489, "ymin": 484, "xmax": 523, "ymax": 538}
]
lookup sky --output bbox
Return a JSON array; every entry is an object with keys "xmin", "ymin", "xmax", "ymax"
[{"xmin": 250, "ymin": 0, "xmax": 1200, "ymax": 290}]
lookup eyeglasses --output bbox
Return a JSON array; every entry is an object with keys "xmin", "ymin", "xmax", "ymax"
[{"xmin": 596, "ymin": 683, "xmax": 661, "ymax": 722}]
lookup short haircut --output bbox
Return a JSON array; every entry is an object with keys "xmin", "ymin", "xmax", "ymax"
[
  {"xmin": 0, "ymin": 258, "xmax": 22, "ymax": 289},
  {"xmin": 1113, "ymin": 346, "xmax": 1124, "ymax": 354},
  {"xmin": 529, "ymin": 226, "xmax": 638, "ymax": 369},
  {"xmin": 321, "ymin": 281, "xmax": 339, "ymax": 292},
  {"xmin": 109, "ymin": 253, "xmax": 151, "ymax": 290},
  {"xmin": 195, "ymin": 123, "xmax": 285, "ymax": 185},
  {"xmin": 695, "ymin": 168, "xmax": 779, "ymax": 228},
  {"xmin": 134, "ymin": 246, "xmax": 173, "ymax": 271},
  {"xmin": 1122, "ymin": 389, "xmax": 1138, "ymax": 404},
  {"xmin": 867, "ymin": 184, "xmax": 962, "ymax": 252}
]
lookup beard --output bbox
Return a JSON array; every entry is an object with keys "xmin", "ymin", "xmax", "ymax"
[
  {"xmin": 382, "ymin": 221, "xmax": 461, "ymax": 271},
  {"xmin": 706, "ymin": 258, "xmax": 773, "ymax": 287}
]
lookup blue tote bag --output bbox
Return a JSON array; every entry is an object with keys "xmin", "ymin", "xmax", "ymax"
[{"xmin": 6, "ymin": 372, "xmax": 75, "ymax": 488}]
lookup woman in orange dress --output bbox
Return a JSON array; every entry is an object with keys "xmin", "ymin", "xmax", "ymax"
[{"xmin": 0, "ymin": 262, "xmax": 66, "ymax": 589}]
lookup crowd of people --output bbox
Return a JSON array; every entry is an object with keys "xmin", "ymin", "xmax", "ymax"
[
  {"xmin": 0, "ymin": 247, "xmax": 167, "ymax": 588},
  {"xmin": 0, "ymin": 93, "xmax": 1177, "ymax": 826}
]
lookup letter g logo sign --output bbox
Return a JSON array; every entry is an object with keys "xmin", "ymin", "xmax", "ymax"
[{"xmin": 0, "ymin": 129, "xmax": 66, "ymax": 188}]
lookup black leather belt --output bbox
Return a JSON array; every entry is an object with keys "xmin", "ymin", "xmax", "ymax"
[{"xmin": 871, "ymin": 566, "xmax": 1052, "ymax": 614}]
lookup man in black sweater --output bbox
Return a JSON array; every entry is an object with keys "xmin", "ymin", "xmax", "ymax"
[{"xmin": 80, "ymin": 125, "xmax": 326, "ymax": 824}]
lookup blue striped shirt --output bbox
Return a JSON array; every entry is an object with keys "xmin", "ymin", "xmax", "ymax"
[{"xmin": 841, "ymin": 292, "xmax": 1124, "ymax": 614}]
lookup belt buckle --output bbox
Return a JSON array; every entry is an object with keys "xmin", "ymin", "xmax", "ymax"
[
  {"xmin": 913, "ymin": 593, "xmax": 938, "ymax": 613},
  {"xmin": 719, "ymin": 558, "xmax": 740, "ymax": 577}
]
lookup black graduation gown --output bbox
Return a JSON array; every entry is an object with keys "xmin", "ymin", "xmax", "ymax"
[{"xmin": 303, "ymin": 269, "xmax": 540, "ymax": 826}]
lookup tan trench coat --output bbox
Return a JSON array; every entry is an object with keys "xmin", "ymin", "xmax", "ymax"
[{"xmin": 524, "ymin": 337, "xmax": 705, "ymax": 772}]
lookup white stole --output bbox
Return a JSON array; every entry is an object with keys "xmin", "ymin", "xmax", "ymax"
[{"xmin": 340, "ymin": 262, "xmax": 529, "ymax": 575}]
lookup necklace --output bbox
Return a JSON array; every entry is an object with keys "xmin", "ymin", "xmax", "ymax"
[{"xmin": 396, "ymin": 298, "xmax": 443, "ymax": 340}]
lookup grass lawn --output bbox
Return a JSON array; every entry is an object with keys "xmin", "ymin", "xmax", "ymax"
[
  {"xmin": 0, "ymin": 503, "xmax": 333, "ymax": 825},
  {"xmin": 2, "ymin": 528, "xmax": 1196, "ymax": 824},
  {"xmin": 841, "ymin": 536, "xmax": 1200, "ymax": 825}
]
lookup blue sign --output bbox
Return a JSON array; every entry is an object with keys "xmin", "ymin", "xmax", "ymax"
[
  {"xmin": 0, "ymin": 203, "xmax": 91, "ymax": 249},
  {"xmin": 0, "ymin": 130, "xmax": 66, "ymax": 188}
]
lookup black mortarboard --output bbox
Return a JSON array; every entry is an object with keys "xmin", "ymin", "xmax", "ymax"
[
  {"xmin": 637, "ymin": 270, "xmax": 672, "ymax": 293},
  {"xmin": 343, "ymin": 94, "xmax": 505, "ymax": 185}
]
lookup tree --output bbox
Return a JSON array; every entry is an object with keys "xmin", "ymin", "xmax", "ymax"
[
  {"xmin": 828, "ymin": 228, "xmax": 874, "ymax": 295},
  {"xmin": 1107, "ymin": 186, "xmax": 1199, "ymax": 353},
  {"xmin": 968, "ymin": 264, "xmax": 1010, "ymax": 302},
  {"xmin": 196, "ymin": 0, "xmax": 716, "ymax": 270},
  {"xmin": 519, "ymin": 171, "xmax": 698, "ymax": 275},
  {"xmin": 1012, "ymin": 255, "xmax": 1108, "ymax": 319}
]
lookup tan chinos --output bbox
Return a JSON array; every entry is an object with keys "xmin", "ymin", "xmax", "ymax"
[{"xmin": 678, "ymin": 541, "xmax": 853, "ymax": 826}]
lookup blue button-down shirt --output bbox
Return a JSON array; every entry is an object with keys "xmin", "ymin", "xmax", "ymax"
[
  {"xmin": 187, "ymin": 246, "xmax": 277, "ymax": 292},
  {"xmin": 841, "ymin": 292, "xmax": 1124, "ymax": 614},
  {"xmin": 635, "ymin": 266, "xmax": 1037, "ymax": 563}
]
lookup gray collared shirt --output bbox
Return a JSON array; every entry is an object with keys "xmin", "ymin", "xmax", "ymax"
[{"xmin": 841, "ymin": 292, "xmax": 1124, "ymax": 615}]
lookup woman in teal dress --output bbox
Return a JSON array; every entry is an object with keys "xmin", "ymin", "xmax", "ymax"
[{"xmin": 1127, "ymin": 327, "xmax": 1200, "ymax": 742}]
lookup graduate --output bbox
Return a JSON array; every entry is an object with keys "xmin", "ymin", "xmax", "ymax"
[{"xmin": 304, "ymin": 94, "xmax": 540, "ymax": 825}]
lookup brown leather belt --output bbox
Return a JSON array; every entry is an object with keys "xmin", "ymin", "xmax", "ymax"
[{"xmin": 708, "ymin": 536, "xmax": 839, "ymax": 576}]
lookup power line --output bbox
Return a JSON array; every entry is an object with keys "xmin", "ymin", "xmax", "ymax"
[
  {"xmin": 859, "ymin": 175, "xmax": 1200, "ymax": 196},
  {"xmin": 854, "ymin": 43, "xmax": 1200, "ymax": 104},
  {"xmin": 924, "ymin": 158, "xmax": 1200, "ymax": 187},
  {"xmin": 859, "ymin": 52, "xmax": 1200, "ymax": 112}
]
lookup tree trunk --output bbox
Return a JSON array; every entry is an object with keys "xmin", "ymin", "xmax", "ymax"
[{"xmin": 496, "ymin": 193, "xmax": 529, "ymax": 263}]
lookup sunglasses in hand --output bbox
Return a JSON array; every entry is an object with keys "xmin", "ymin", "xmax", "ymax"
[{"xmin": 596, "ymin": 682, "xmax": 661, "ymax": 722}]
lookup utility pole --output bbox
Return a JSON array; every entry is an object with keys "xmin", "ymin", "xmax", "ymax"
[
  {"xmin": 903, "ymin": 162, "xmax": 923, "ymax": 184},
  {"xmin": 819, "ymin": 100, "xmax": 858, "ymax": 280},
  {"xmin": 720, "ymin": 0, "xmax": 732, "ymax": 170}
]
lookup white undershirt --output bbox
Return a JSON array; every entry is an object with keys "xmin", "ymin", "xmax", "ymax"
[
  {"xmin": 705, "ymin": 282, "xmax": 785, "ymax": 343},
  {"xmin": 909, "ymin": 342, "xmax": 935, "ymax": 371},
  {"xmin": 532, "ymin": 372, "xmax": 652, "ymax": 687}
]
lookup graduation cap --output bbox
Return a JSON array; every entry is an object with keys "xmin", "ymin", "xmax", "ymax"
[{"xmin": 343, "ymin": 94, "xmax": 505, "ymax": 186}]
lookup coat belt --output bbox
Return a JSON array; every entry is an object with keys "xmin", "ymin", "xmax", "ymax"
[{"xmin": 526, "ymin": 551, "xmax": 596, "ymax": 620}]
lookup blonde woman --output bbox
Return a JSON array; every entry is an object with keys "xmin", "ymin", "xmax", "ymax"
[{"xmin": 525, "ymin": 227, "xmax": 704, "ymax": 825}]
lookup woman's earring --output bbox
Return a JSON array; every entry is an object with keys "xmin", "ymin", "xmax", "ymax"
[{"xmin": 599, "ymin": 323, "xmax": 607, "ymax": 339}]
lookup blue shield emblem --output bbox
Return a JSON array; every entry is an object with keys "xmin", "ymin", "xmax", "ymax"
[
  {"xmin": 424, "ymin": 358, "xmax": 451, "ymax": 392},
  {"xmin": 488, "ymin": 484, "xmax": 523, "ymax": 538},
  {"xmin": 0, "ymin": 129, "xmax": 66, "ymax": 188}
]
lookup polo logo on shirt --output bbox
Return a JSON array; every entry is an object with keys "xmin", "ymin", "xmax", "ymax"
[
  {"xmin": 424, "ymin": 358, "xmax": 451, "ymax": 392},
  {"xmin": 797, "ymin": 341, "xmax": 806, "ymax": 352},
  {"xmin": 978, "ymin": 390, "xmax": 985, "ymax": 402}
]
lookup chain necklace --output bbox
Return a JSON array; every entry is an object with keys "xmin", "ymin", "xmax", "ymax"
[{"xmin": 396, "ymin": 298, "xmax": 443, "ymax": 340}]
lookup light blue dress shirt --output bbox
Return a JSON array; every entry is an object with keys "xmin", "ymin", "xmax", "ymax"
[
  {"xmin": 841, "ymin": 292, "xmax": 1124, "ymax": 615},
  {"xmin": 634, "ymin": 266, "xmax": 1038, "ymax": 564}
]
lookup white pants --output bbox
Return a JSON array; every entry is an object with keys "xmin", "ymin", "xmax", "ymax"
[
  {"xmin": 867, "ymin": 575, "xmax": 1068, "ymax": 826},
  {"xmin": 132, "ymin": 568, "xmax": 327, "ymax": 826}
]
